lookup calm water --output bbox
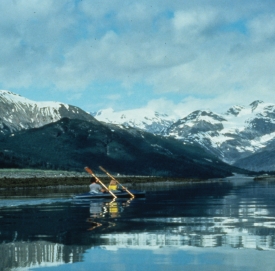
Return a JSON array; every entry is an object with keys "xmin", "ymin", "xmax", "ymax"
[{"xmin": 1, "ymin": 176, "xmax": 275, "ymax": 271}]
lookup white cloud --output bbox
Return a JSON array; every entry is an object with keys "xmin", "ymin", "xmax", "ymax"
[
  {"xmin": 0, "ymin": 0, "xmax": 275, "ymax": 112},
  {"xmin": 172, "ymin": 9, "xmax": 218, "ymax": 33}
]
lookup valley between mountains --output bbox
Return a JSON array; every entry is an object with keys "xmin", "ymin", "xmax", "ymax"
[{"xmin": 0, "ymin": 90, "xmax": 274, "ymax": 177}]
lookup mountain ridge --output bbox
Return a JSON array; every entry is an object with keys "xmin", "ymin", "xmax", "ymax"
[
  {"xmin": 93, "ymin": 107, "xmax": 177, "ymax": 134},
  {"xmin": 0, "ymin": 117, "xmax": 243, "ymax": 177},
  {"xmin": 0, "ymin": 90, "xmax": 97, "ymax": 135},
  {"xmin": 93, "ymin": 100, "xmax": 275, "ymax": 171},
  {"xmin": 0, "ymin": 90, "xmax": 273, "ymax": 172}
]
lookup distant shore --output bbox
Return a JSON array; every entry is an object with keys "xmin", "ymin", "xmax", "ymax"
[
  {"xmin": 0, "ymin": 176, "xmax": 212, "ymax": 188},
  {"xmin": 254, "ymin": 175, "xmax": 275, "ymax": 181},
  {"xmin": 0, "ymin": 169, "xmax": 214, "ymax": 188}
]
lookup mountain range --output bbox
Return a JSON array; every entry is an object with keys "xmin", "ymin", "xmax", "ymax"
[
  {"xmin": 93, "ymin": 108, "xmax": 176, "ymax": 134},
  {"xmin": 0, "ymin": 117, "xmax": 241, "ymax": 177},
  {"xmin": 1, "ymin": 89, "xmax": 273, "ymax": 175},
  {"xmin": 0, "ymin": 90, "xmax": 245, "ymax": 178},
  {"xmin": 94, "ymin": 100, "xmax": 275, "ymax": 172}
]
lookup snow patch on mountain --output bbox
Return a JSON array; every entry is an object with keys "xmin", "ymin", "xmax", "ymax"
[
  {"xmin": 1, "ymin": 90, "xmax": 69, "ymax": 112},
  {"xmin": 168, "ymin": 101, "xmax": 275, "ymax": 164},
  {"xmin": 94, "ymin": 107, "xmax": 177, "ymax": 134},
  {"xmin": 3, "ymin": 89, "xmax": 275, "ymax": 170},
  {"xmin": 93, "ymin": 100, "xmax": 275, "ymax": 167},
  {"xmin": 0, "ymin": 90, "xmax": 94, "ymax": 135}
]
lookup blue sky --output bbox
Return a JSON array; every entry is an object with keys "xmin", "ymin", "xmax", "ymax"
[{"xmin": 1, "ymin": 0, "xmax": 275, "ymax": 117}]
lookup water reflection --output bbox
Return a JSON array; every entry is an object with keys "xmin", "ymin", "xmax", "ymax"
[
  {"xmin": 88, "ymin": 198, "xmax": 131, "ymax": 218},
  {"xmin": 87, "ymin": 198, "xmax": 132, "ymax": 230},
  {"xmin": 1, "ymin": 179, "xmax": 275, "ymax": 270},
  {"xmin": 0, "ymin": 241, "xmax": 87, "ymax": 270},
  {"xmin": 100, "ymin": 216, "xmax": 275, "ymax": 250},
  {"xmin": 0, "ymin": 197, "xmax": 136, "ymax": 270}
]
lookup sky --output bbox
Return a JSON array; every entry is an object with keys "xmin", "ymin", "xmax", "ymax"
[{"xmin": 1, "ymin": 0, "xmax": 275, "ymax": 118}]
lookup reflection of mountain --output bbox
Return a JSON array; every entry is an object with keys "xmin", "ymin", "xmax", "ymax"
[
  {"xmin": 1, "ymin": 181, "xmax": 275, "ymax": 270},
  {"xmin": 0, "ymin": 198, "xmax": 131, "ymax": 271},
  {"xmin": 2, "ymin": 216, "xmax": 275, "ymax": 271},
  {"xmin": 0, "ymin": 198, "xmax": 130, "ymax": 245},
  {"xmin": 96, "ymin": 181, "xmax": 275, "ymax": 251},
  {"xmin": 98, "ymin": 199, "xmax": 275, "ymax": 250},
  {"xmin": 99, "ymin": 227, "xmax": 275, "ymax": 250},
  {"xmin": 0, "ymin": 241, "xmax": 87, "ymax": 270}
]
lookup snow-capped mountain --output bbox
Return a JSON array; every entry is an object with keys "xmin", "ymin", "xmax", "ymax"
[
  {"xmin": 0, "ymin": 117, "xmax": 239, "ymax": 177},
  {"xmin": 2, "ymin": 89, "xmax": 275, "ymax": 171},
  {"xmin": 94, "ymin": 100, "xmax": 275, "ymax": 170},
  {"xmin": 0, "ymin": 90, "xmax": 96, "ymax": 135},
  {"xmin": 93, "ymin": 107, "xmax": 177, "ymax": 134},
  {"xmin": 164, "ymin": 100, "xmax": 275, "ymax": 166}
]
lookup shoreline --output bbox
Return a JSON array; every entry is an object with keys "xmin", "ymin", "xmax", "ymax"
[
  {"xmin": 0, "ymin": 168, "xmax": 237, "ymax": 189},
  {"xmin": 0, "ymin": 176, "xmax": 217, "ymax": 189}
]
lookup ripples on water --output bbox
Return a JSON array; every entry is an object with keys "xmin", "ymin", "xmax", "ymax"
[{"xmin": 1, "ymin": 177, "xmax": 275, "ymax": 271}]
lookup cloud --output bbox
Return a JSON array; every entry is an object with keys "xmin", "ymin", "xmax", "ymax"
[
  {"xmin": 144, "ymin": 92, "xmax": 269, "ymax": 120},
  {"xmin": 0, "ymin": 0, "xmax": 275, "ymax": 112},
  {"xmin": 248, "ymin": 14, "xmax": 275, "ymax": 42},
  {"xmin": 0, "ymin": 0, "xmax": 77, "ymax": 87},
  {"xmin": 172, "ymin": 8, "xmax": 219, "ymax": 35}
]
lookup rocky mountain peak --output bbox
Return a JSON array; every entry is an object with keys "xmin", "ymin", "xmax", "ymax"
[
  {"xmin": 250, "ymin": 100, "xmax": 264, "ymax": 112},
  {"xmin": 225, "ymin": 105, "xmax": 245, "ymax": 116},
  {"xmin": 0, "ymin": 90, "xmax": 21, "ymax": 98},
  {"xmin": 0, "ymin": 90, "xmax": 96, "ymax": 135},
  {"xmin": 3, "ymin": 90, "xmax": 275, "ymax": 172},
  {"xmin": 185, "ymin": 110, "xmax": 226, "ymax": 123}
]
